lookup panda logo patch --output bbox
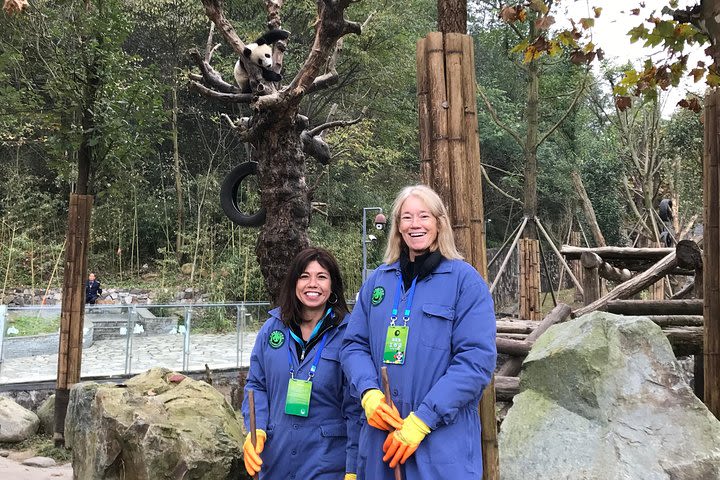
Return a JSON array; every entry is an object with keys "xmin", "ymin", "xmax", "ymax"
[
  {"xmin": 371, "ymin": 287, "xmax": 385, "ymax": 306},
  {"xmin": 269, "ymin": 330, "xmax": 285, "ymax": 349}
]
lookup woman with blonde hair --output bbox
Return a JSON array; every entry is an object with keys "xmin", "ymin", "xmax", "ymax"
[{"xmin": 340, "ymin": 185, "xmax": 496, "ymax": 479}]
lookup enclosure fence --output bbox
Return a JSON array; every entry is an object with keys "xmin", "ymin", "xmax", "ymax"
[{"xmin": 0, "ymin": 302, "xmax": 273, "ymax": 385}]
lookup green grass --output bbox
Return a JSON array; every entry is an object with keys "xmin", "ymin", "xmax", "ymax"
[
  {"xmin": 0, "ymin": 434, "xmax": 71, "ymax": 463},
  {"xmin": 5, "ymin": 314, "xmax": 60, "ymax": 336}
]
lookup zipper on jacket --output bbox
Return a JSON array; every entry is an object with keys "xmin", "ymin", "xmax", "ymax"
[{"xmin": 300, "ymin": 348, "xmax": 306, "ymax": 361}]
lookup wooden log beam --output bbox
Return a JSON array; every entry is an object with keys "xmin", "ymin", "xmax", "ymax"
[
  {"xmin": 495, "ymin": 375, "xmax": 520, "ymax": 401},
  {"xmin": 497, "ymin": 303, "xmax": 572, "ymax": 377},
  {"xmin": 497, "ymin": 337, "xmax": 533, "ymax": 356},
  {"xmin": 572, "ymin": 251, "xmax": 678, "ymax": 317},
  {"xmin": 664, "ymin": 327, "xmax": 703, "ymax": 356},
  {"xmin": 604, "ymin": 299, "xmax": 703, "ymax": 316},
  {"xmin": 561, "ymin": 245, "xmax": 674, "ymax": 261},
  {"xmin": 646, "ymin": 315, "xmax": 703, "ymax": 327},
  {"xmin": 581, "ymin": 252, "xmax": 600, "ymax": 306},
  {"xmin": 581, "ymin": 251, "xmax": 633, "ymax": 282}
]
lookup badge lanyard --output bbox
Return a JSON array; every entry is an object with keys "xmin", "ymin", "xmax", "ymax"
[
  {"xmin": 285, "ymin": 325, "xmax": 329, "ymax": 417},
  {"xmin": 383, "ymin": 276, "xmax": 417, "ymax": 365}
]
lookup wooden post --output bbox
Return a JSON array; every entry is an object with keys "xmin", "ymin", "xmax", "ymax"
[
  {"xmin": 417, "ymin": 32, "xmax": 498, "ymax": 480},
  {"xmin": 569, "ymin": 231, "xmax": 583, "ymax": 302},
  {"xmin": 580, "ymin": 252, "xmax": 601, "ymax": 306},
  {"xmin": 54, "ymin": 193, "xmax": 93, "ymax": 445},
  {"xmin": 676, "ymin": 239, "xmax": 704, "ymax": 399},
  {"xmin": 651, "ymin": 242, "xmax": 665, "ymax": 300},
  {"xmin": 703, "ymin": 90, "xmax": 720, "ymax": 418},
  {"xmin": 519, "ymin": 238, "xmax": 541, "ymax": 320}
]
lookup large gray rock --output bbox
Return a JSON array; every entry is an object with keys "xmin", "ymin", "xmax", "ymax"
[
  {"xmin": 65, "ymin": 367, "xmax": 245, "ymax": 480},
  {"xmin": 500, "ymin": 312, "xmax": 720, "ymax": 480},
  {"xmin": 0, "ymin": 396, "xmax": 40, "ymax": 442},
  {"xmin": 36, "ymin": 394, "xmax": 55, "ymax": 435}
]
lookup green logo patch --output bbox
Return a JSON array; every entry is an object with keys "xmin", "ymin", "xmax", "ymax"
[
  {"xmin": 269, "ymin": 329, "xmax": 285, "ymax": 349},
  {"xmin": 371, "ymin": 286, "xmax": 385, "ymax": 306}
]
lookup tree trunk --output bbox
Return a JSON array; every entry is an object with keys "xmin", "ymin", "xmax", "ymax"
[
  {"xmin": 437, "ymin": 0, "xmax": 466, "ymax": 33},
  {"xmin": 522, "ymin": 60, "xmax": 539, "ymax": 235},
  {"xmin": 254, "ymin": 115, "xmax": 310, "ymax": 302},
  {"xmin": 571, "ymin": 171, "xmax": 606, "ymax": 246}
]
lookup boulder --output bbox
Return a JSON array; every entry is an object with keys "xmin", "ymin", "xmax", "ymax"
[
  {"xmin": 22, "ymin": 456, "xmax": 57, "ymax": 468},
  {"xmin": 65, "ymin": 367, "xmax": 246, "ymax": 480},
  {"xmin": 0, "ymin": 396, "xmax": 40, "ymax": 442},
  {"xmin": 36, "ymin": 395, "xmax": 55, "ymax": 435},
  {"xmin": 500, "ymin": 312, "xmax": 720, "ymax": 480}
]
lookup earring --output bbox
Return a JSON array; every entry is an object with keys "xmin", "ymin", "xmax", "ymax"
[{"xmin": 328, "ymin": 292, "xmax": 338, "ymax": 305}]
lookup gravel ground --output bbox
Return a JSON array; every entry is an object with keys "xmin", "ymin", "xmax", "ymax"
[{"xmin": 0, "ymin": 453, "xmax": 72, "ymax": 480}]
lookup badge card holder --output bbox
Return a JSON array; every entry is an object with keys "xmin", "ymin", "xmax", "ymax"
[
  {"xmin": 382, "ymin": 276, "xmax": 416, "ymax": 366},
  {"xmin": 285, "ymin": 379, "xmax": 312, "ymax": 417},
  {"xmin": 383, "ymin": 325, "xmax": 408, "ymax": 365},
  {"xmin": 285, "ymin": 332, "xmax": 328, "ymax": 418}
]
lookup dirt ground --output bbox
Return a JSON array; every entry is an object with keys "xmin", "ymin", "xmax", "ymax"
[{"xmin": 0, "ymin": 451, "xmax": 72, "ymax": 480}]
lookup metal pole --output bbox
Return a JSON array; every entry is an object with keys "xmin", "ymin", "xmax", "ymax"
[
  {"xmin": 183, "ymin": 307, "xmax": 192, "ymax": 372},
  {"xmin": 124, "ymin": 305, "xmax": 135, "ymax": 375},
  {"xmin": 362, "ymin": 207, "xmax": 383, "ymax": 282},
  {"xmin": 362, "ymin": 208, "xmax": 368, "ymax": 282},
  {"xmin": 235, "ymin": 305, "xmax": 241, "ymax": 368},
  {"xmin": 0, "ymin": 305, "xmax": 6, "ymax": 375}
]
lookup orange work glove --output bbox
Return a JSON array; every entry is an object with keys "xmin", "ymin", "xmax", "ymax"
[
  {"xmin": 361, "ymin": 389, "xmax": 403, "ymax": 431},
  {"xmin": 243, "ymin": 429, "xmax": 266, "ymax": 476},
  {"xmin": 382, "ymin": 412, "xmax": 430, "ymax": 468}
]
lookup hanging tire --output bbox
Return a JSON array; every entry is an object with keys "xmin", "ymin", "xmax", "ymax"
[
  {"xmin": 658, "ymin": 198, "xmax": 673, "ymax": 222},
  {"xmin": 220, "ymin": 162, "xmax": 266, "ymax": 227}
]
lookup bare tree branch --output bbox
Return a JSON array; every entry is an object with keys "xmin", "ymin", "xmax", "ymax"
[
  {"xmin": 481, "ymin": 165, "xmax": 522, "ymax": 204},
  {"xmin": 189, "ymin": 49, "xmax": 238, "ymax": 94},
  {"xmin": 190, "ymin": 80, "xmax": 252, "ymax": 103},
  {"xmin": 307, "ymin": 108, "xmax": 366, "ymax": 136},
  {"xmin": 537, "ymin": 72, "xmax": 589, "ymax": 147},
  {"xmin": 477, "ymin": 86, "xmax": 524, "ymax": 149}
]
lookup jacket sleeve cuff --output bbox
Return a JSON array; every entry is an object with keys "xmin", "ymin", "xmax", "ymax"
[
  {"xmin": 357, "ymin": 379, "xmax": 381, "ymax": 399},
  {"xmin": 414, "ymin": 405, "xmax": 440, "ymax": 431}
]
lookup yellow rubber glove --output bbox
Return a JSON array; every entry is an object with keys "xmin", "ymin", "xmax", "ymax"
[
  {"xmin": 382, "ymin": 412, "xmax": 430, "ymax": 468},
  {"xmin": 344, "ymin": 474, "xmax": 357, "ymax": 480},
  {"xmin": 361, "ymin": 389, "xmax": 403, "ymax": 431},
  {"xmin": 242, "ymin": 429, "xmax": 266, "ymax": 476}
]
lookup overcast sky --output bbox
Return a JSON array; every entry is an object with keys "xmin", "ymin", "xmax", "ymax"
[{"xmin": 560, "ymin": 1, "xmax": 709, "ymax": 117}]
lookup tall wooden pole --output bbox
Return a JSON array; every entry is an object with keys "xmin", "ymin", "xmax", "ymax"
[
  {"xmin": 54, "ymin": 193, "xmax": 93, "ymax": 445},
  {"xmin": 417, "ymin": 28, "xmax": 498, "ymax": 479},
  {"xmin": 703, "ymin": 90, "xmax": 720, "ymax": 418}
]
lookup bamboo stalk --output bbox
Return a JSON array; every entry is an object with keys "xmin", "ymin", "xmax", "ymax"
[
  {"xmin": 381, "ymin": 367, "xmax": 403, "ymax": 480},
  {"xmin": 248, "ymin": 389, "xmax": 258, "ymax": 480}
]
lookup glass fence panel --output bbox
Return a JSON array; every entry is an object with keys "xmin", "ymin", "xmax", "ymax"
[
  {"xmin": 0, "ymin": 306, "xmax": 62, "ymax": 383},
  {"xmin": 0, "ymin": 302, "xmax": 271, "ymax": 385}
]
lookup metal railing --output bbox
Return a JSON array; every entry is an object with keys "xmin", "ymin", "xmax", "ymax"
[{"xmin": 0, "ymin": 302, "xmax": 272, "ymax": 385}]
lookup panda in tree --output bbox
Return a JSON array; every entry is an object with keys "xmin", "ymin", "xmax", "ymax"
[{"xmin": 234, "ymin": 29, "xmax": 290, "ymax": 93}]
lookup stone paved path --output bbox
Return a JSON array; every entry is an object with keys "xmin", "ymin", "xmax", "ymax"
[{"xmin": 0, "ymin": 331, "xmax": 259, "ymax": 384}]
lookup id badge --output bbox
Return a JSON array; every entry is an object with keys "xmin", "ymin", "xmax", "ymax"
[
  {"xmin": 285, "ymin": 378, "xmax": 312, "ymax": 417},
  {"xmin": 383, "ymin": 325, "xmax": 409, "ymax": 365}
]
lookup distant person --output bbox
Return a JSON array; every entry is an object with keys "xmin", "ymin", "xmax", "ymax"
[
  {"xmin": 85, "ymin": 272, "xmax": 102, "ymax": 304},
  {"xmin": 242, "ymin": 247, "xmax": 361, "ymax": 479}
]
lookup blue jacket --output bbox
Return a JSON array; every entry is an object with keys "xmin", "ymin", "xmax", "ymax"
[
  {"xmin": 340, "ymin": 258, "xmax": 496, "ymax": 480},
  {"xmin": 242, "ymin": 308, "xmax": 362, "ymax": 479}
]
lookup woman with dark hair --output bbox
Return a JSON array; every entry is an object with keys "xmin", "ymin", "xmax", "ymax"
[
  {"xmin": 242, "ymin": 247, "xmax": 362, "ymax": 479},
  {"xmin": 340, "ymin": 185, "xmax": 497, "ymax": 479}
]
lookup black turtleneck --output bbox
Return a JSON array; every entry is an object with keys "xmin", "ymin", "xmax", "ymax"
[{"xmin": 399, "ymin": 249, "xmax": 443, "ymax": 290}]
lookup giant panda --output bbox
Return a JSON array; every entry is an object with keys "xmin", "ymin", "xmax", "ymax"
[{"xmin": 233, "ymin": 29, "xmax": 290, "ymax": 93}]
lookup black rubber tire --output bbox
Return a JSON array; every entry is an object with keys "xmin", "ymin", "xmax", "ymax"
[
  {"xmin": 659, "ymin": 198, "xmax": 673, "ymax": 222},
  {"xmin": 220, "ymin": 162, "xmax": 266, "ymax": 227}
]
